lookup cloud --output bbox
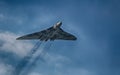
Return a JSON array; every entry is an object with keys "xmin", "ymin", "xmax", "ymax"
[
  {"xmin": 0, "ymin": 31, "xmax": 45, "ymax": 75},
  {"xmin": 0, "ymin": 62, "xmax": 14, "ymax": 75},
  {"xmin": 0, "ymin": 31, "xmax": 33, "ymax": 57},
  {"xmin": 0, "ymin": 31, "xmax": 35, "ymax": 75}
]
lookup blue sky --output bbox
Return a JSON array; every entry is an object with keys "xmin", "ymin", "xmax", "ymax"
[{"xmin": 0, "ymin": 0, "xmax": 120, "ymax": 75}]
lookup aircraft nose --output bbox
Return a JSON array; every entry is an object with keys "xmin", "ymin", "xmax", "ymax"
[
  {"xmin": 59, "ymin": 21, "xmax": 62, "ymax": 25},
  {"xmin": 57, "ymin": 21, "xmax": 62, "ymax": 25}
]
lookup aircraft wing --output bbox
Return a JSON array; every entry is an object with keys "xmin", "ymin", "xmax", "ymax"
[
  {"xmin": 16, "ymin": 31, "xmax": 44, "ymax": 40},
  {"xmin": 53, "ymin": 28, "xmax": 77, "ymax": 40},
  {"xmin": 16, "ymin": 27, "xmax": 52, "ymax": 40},
  {"xmin": 16, "ymin": 27, "xmax": 77, "ymax": 41}
]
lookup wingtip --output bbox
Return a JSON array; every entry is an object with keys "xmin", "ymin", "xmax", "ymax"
[
  {"xmin": 16, "ymin": 37, "xmax": 21, "ymax": 40},
  {"xmin": 73, "ymin": 38, "xmax": 77, "ymax": 40},
  {"xmin": 16, "ymin": 38, "xmax": 19, "ymax": 40},
  {"xmin": 75, "ymin": 37, "xmax": 77, "ymax": 40},
  {"xmin": 73, "ymin": 36, "xmax": 77, "ymax": 40}
]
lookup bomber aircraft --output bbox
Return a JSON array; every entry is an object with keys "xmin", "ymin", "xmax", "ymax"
[{"xmin": 16, "ymin": 22, "xmax": 77, "ymax": 41}]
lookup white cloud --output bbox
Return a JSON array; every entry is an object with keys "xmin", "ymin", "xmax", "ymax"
[
  {"xmin": 0, "ymin": 31, "xmax": 33, "ymax": 57},
  {"xmin": 0, "ymin": 31, "xmax": 45, "ymax": 75},
  {"xmin": 0, "ymin": 63, "xmax": 14, "ymax": 75}
]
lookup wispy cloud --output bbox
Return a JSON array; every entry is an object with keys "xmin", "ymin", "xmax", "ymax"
[
  {"xmin": 0, "ymin": 62, "xmax": 13, "ymax": 75},
  {"xmin": 0, "ymin": 31, "xmax": 33, "ymax": 57},
  {"xmin": 0, "ymin": 31, "xmax": 34, "ymax": 75}
]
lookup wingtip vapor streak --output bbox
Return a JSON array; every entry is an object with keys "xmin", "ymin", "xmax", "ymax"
[{"xmin": 16, "ymin": 21, "xmax": 77, "ymax": 41}]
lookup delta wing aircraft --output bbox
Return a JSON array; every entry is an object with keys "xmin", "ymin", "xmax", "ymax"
[{"xmin": 16, "ymin": 22, "xmax": 77, "ymax": 41}]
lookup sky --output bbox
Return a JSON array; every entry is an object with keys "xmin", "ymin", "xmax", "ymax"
[{"xmin": 0, "ymin": 0, "xmax": 120, "ymax": 75}]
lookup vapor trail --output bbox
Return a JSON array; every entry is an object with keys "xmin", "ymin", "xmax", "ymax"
[
  {"xmin": 12, "ymin": 41, "xmax": 43, "ymax": 75},
  {"xmin": 12, "ymin": 40, "xmax": 53, "ymax": 75}
]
